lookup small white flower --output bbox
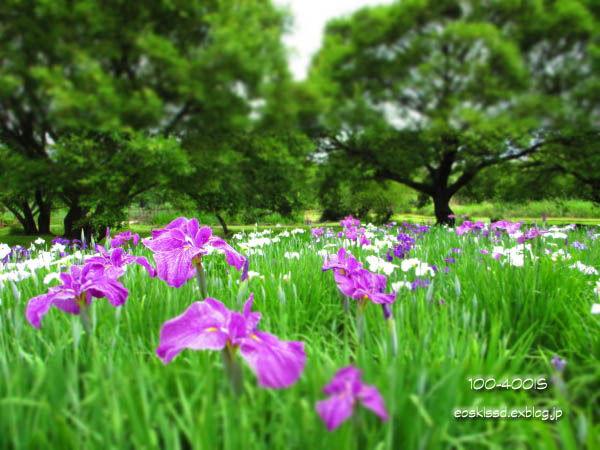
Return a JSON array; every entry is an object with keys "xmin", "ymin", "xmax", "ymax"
[
  {"xmin": 50, "ymin": 243, "xmax": 66, "ymax": 253},
  {"xmin": 0, "ymin": 243, "xmax": 12, "ymax": 260},
  {"xmin": 43, "ymin": 272, "xmax": 63, "ymax": 285},
  {"xmin": 317, "ymin": 249, "xmax": 329, "ymax": 257},
  {"xmin": 365, "ymin": 255, "xmax": 398, "ymax": 275},
  {"xmin": 284, "ymin": 251, "xmax": 301, "ymax": 259},
  {"xmin": 282, "ymin": 272, "xmax": 291, "ymax": 281},
  {"xmin": 591, "ymin": 304, "xmax": 600, "ymax": 314},
  {"xmin": 400, "ymin": 258, "xmax": 420, "ymax": 272},
  {"xmin": 247, "ymin": 271, "xmax": 264, "ymax": 280},
  {"xmin": 544, "ymin": 232, "xmax": 568, "ymax": 240},
  {"xmin": 415, "ymin": 262, "xmax": 435, "ymax": 277},
  {"xmin": 291, "ymin": 228, "xmax": 305, "ymax": 234},
  {"xmin": 392, "ymin": 281, "xmax": 411, "ymax": 291},
  {"xmin": 569, "ymin": 261, "xmax": 599, "ymax": 276},
  {"xmin": 34, "ymin": 238, "xmax": 46, "ymax": 245},
  {"xmin": 551, "ymin": 249, "xmax": 572, "ymax": 261},
  {"xmin": 279, "ymin": 231, "xmax": 290, "ymax": 238}
]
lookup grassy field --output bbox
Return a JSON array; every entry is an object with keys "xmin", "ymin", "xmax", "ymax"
[{"xmin": 1, "ymin": 220, "xmax": 599, "ymax": 449}]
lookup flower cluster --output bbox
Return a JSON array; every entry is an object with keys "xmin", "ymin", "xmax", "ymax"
[
  {"xmin": 338, "ymin": 216, "xmax": 371, "ymax": 246},
  {"xmin": 456, "ymin": 220, "xmax": 486, "ymax": 236},
  {"xmin": 322, "ymin": 247, "xmax": 395, "ymax": 305},
  {"xmin": 490, "ymin": 220, "xmax": 523, "ymax": 235},
  {"xmin": 1, "ymin": 245, "xmax": 31, "ymax": 264},
  {"xmin": 385, "ymin": 233, "xmax": 415, "ymax": 262}
]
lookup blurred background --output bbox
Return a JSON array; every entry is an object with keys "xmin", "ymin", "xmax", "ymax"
[{"xmin": 0, "ymin": 0, "xmax": 598, "ymax": 241}]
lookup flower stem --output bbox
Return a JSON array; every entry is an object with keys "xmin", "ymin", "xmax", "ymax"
[
  {"xmin": 338, "ymin": 290, "xmax": 350, "ymax": 314},
  {"xmin": 79, "ymin": 302, "xmax": 92, "ymax": 334},
  {"xmin": 380, "ymin": 304, "xmax": 397, "ymax": 356},
  {"xmin": 196, "ymin": 261, "xmax": 208, "ymax": 299},
  {"xmin": 387, "ymin": 317, "xmax": 398, "ymax": 356},
  {"xmin": 357, "ymin": 299, "xmax": 367, "ymax": 342},
  {"xmin": 222, "ymin": 346, "xmax": 243, "ymax": 396}
]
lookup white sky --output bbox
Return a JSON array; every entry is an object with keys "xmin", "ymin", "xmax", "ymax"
[{"xmin": 274, "ymin": 0, "xmax": 395, "ymax": 80}]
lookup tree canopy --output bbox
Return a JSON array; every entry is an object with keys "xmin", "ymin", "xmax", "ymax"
[
  {"xmin": 305, "ymin": 0, "xmax": 599, "ymax": 223},
  {"xmin": 0, "ymin": 0, "xmax": 294, "ymax": 236}
]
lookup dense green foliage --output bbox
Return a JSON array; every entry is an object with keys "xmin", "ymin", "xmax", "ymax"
[
  {"xmin": 304, "ymin": 0, "xmax": 599, "ymax": 223},
  {"xmin": 0, "ymin": 0, "xmax": 305, "ymax": 237}
]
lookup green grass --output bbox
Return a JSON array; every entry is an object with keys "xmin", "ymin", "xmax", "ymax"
[{"xmin": 1, "ymin": 223, "xmax": 599, "ymax": 449}]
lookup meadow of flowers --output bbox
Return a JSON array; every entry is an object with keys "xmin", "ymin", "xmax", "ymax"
[{"xmin": 1, "ymin": 216, "xmax": 599, "ymax": 449}]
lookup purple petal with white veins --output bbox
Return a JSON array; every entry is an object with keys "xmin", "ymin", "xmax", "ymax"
[
  {"xmin": 242, "ymin": 294, "xmax": 262, "ymax": 333},
  {"xmin": 322, "ymin": 366, "xmax": 362, "ymax": 395},
  {"xmin": 142, "ymin": 233, "xmax": 186, "ymax": 253},
  {"xmin": 135, "ymin": 256, "xmax": 156, "ymax": 277},
  {"xmin": 85, "ymin": 277, "xmax": 129, "ymax": 307},
  {"xmin": 316, "ymin": 395, "xmax": 355, "ymax": 431},
  {"xmin": 156, "ymin": 299, "xmax": 231, "ymax": 363},
  {"xmin": 25, "ymin": 293, "xmax": 54, "ymax": 329},
  {"xmin": 239, "ymin": 331, "xmax": 306, "ymax": 388},
  {"xmin": 195, "ymin": 226, "xmax": 213, "ymax": 247},
  {"xmin": 358, "ymin": 385, "xmax": 389, "ymax": 421},
  {"xmin": 152, "ymin": 246, "xmax": 202, "ymax": 287}
]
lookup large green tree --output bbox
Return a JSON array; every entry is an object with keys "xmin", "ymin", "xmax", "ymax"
[
  {"xmin": 0, "ymin": 0, "xmax": 290, "ymax": 235},
  {"xmin": 306, "ymin": 0, "xmax": 599, "ymax": 224}
]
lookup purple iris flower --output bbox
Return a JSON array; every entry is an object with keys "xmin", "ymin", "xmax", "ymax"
[
  {"xmin": 316, "ymin": 366, "xmax": 388, "ymax": 431},
  {"xmin": 517, "ymin": 227, "xmax": 545, "ymax": 244},
  {"xmin": 86, "ymin": 245, "xmax": 156, "ymax": 279},
  {"xmin": 111, "ymin": 230, "xmax": 140, "ymax": 248},
  {"xmin": 25, "ymin": 265, "xmax": 129, "ymax": 329},
  {"xmin": 340, "ymin": 216, "xmax": 360, "ymax": 229},
  {"xmin": 480, "ymin": 249, "xmax": 490, "ymax": 255},
  {"xmin": 52, "ymin": 237, "xmax": 70, "ymax": 246},
  {"xmin": 387, "ymin": 233, "xmax": 415, "ymax": 261},
  {"xmin": 142, "ymin": 217, "xmax": 248, "ymax": 288},
  {"xmin": 551, "ymin": 355, "xmax": 566, "ymax": 372},
  {"xmin": 491, "ymin": 220, "xmax": 523, "ymax": 235},
  {"xmin": 322, "ymin": 247, "xmax": 364, "ymax": 296},
  {"xmin": 350, "ymin": 270, "xmax": 395, "ymax": 305},
  {"xmin": 449, "ymin": 248, "xmax": 462, "ymax": 254},
  {"xmin": 70, "ymin": 239, "xmax": 87, "ymax": 250},
  {"xmin": 571, "ymin": 240, "xmax": 587, "ymax": 250},
  {"xmin": 344, "ymin": 227, "xmax": 358, "ymax": 241},
  {"xmin": 156, "ymin": 295, "xmax": 306, "ymax": 389},
  {"xmin": 311, "ymin": 227, "xmax": 324, "ymax": 237},
  {"xmin": 4, "ymin": 246, "xmax": 32, "ymax": 263},
  {"xmin": 444, "ymin": 257, "xmax": 456, "ymax": 264},
  {"xmin": 410, "ymin": 278, "xmax": 431, "ymax": 290}
]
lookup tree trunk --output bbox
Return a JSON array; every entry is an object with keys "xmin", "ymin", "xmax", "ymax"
[
  {"xmin": 3, "ymin": 202, "xmax": 39, "ymax": 235},
  {"xmin": 63, "ymin": 203, "xmax": 89, "ymax": 239},
  {"xmin": 35, "ymin": 189, "xmax": 52, "ymax": 234},
  {"xmin": 432, "ymin": 191, "xmax": 455, "ymax": 226},
  {"xmin": 21, "ymin": 202, "xmax": 38, "ymax": 235},
  {"xmin": 215, "ymin": 212, "xmax": 230, "ymax": 237}
]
